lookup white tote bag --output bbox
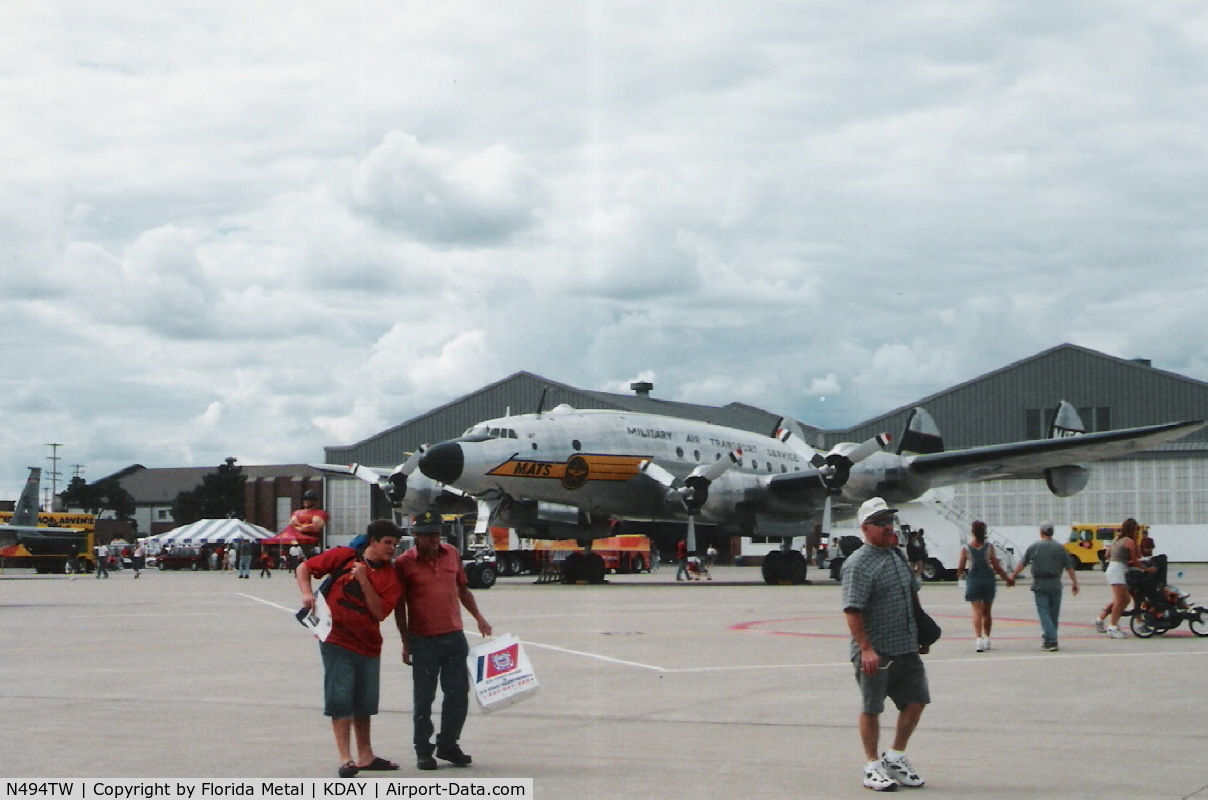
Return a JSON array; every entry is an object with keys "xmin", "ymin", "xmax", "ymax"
[
  {"xmin": 295, "ymin": 591, "xmax": 333, "ymax": 642},
  {"xmin": 466, "ymin": 633, "xmax": 539, "ymax": 712}
]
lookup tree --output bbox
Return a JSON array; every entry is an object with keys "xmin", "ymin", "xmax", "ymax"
[
  {"xmin": 172, "ymin": 457, "xmax": 247, "ymax": 525},
  {"xmin": 60, "ymin": 476, "xmax": 96, "ymax": 512},
  {"xmin": 60, "ymin": 476, "xmax": 137, "ymax": 520}
]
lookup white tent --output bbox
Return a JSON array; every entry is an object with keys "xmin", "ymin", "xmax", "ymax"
[{"xmin": 146, "ymin": 519, "xmax": 273, "ymax": 546}]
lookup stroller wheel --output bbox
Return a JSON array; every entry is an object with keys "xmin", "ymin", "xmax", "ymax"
[
  {"xmin": 1130, "ymin": 611, "xmax": 1157, "ymax": 638},
  {"xmin": 1189, "ymin": 611, "xmax": 1208, "ymax": 638}
]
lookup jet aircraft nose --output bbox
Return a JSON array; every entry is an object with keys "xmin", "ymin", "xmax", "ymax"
[{"xmin": 419, "ymin": 441, "xmax": 464, "ymax": 485}]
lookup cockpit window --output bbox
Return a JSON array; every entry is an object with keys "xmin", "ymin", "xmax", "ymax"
[{"xmin": 459, "ymin": 424, "xmax": 519, "ymax": 440}]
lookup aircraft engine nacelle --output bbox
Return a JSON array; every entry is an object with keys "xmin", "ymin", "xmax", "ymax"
[
  {"xmin": 497, "ymin": 499, "xmax": 614, "ymax": 540},
  {"xmin": 1045, "ymin": 465, "xmax": 1089, "ymax": 498},
  {"xmin": 842, "ymin": 452, "xmax": 932, "ymax": 506},
  {"xmin": 696, "ymin": 478, "xmax": 750, "ymax": 523}
]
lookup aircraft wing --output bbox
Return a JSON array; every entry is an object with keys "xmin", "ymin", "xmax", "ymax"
[
  {"xmin": 0, "ymin": 526, "xmax": 22, "ymax": 550},
  {"xmin": 906, "ymin": 419, "xmax": 1204, "ymax": 484},
  {"xmin": 764, "ymin": 469, "xmax": 834, "ymax": 505}
]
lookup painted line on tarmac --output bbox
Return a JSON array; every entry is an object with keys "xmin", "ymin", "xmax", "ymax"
[
  {"xmin": 517, "ymin": 637, "xmax": 1208, "ymax": 675},
  {"xmin": 520, "ymin": 638, "xmax": 671, "ymax": 672},
  {"xmin": 239, "ymin": 592, "xmax": 297, "ymax": 612},
  {"xmin": 237, "ymin": 593, "xmax": 1208, "ymax": 674}
]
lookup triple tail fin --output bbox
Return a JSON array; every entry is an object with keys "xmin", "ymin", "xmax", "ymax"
[{"xmin": 897, "ymin": 408, "xmax": 944, "ymax": 455}]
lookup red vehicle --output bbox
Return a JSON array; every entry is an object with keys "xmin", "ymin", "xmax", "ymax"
[{"xmin": 156, "ymin": 546, "xmax": 208, "ymax": 570}]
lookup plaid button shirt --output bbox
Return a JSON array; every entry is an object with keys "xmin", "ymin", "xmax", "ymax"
[{"xmin": 841, "ymin": 543, "xmax": 920, "ymax": 659}]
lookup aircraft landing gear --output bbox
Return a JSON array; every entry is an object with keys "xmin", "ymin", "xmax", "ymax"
[
  {"xmin": 560, "ymin": 551, "xmax": 606, "ymax": 584},
  {"xmin": 466, "ymin": 562, "xmax": 497, "ymax": 589},
  {"xmin": 761, "ymin": 549, "xmax": 808, "ymax": 585}
]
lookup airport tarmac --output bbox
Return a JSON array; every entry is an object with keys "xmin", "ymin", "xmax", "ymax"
[{"xmin": 2, "ymin": 563, "xmax": 1207, "ymax": 798}]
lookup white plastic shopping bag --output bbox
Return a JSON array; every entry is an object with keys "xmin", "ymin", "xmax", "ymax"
[
  {"xmin": 295, "ymin": 591, "xmax": 333, "ymax": 642},
  {"xmin": 466, "ymin": 633, "xmax": 539, "ymax": 712}
]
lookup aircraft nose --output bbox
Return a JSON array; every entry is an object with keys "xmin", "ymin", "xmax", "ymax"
[{"xmin": 419, "ymin": 441, "xmax": 464, "ymax": 485}]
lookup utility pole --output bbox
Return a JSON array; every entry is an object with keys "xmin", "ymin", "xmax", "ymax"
[{"xmin": 46, "ymin": 443, "xmax": 63, "ymax": 512}]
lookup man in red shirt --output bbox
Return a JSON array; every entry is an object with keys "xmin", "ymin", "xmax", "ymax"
[
  {"xmin": 394, "ymin": 509, "xmax": 492, "ymax": 771},
  {"xmin": 297, "ymin": 519, "xmax": 403, "ymax": 779}
]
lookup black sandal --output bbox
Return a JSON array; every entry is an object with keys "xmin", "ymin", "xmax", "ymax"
[{"xmin": 338, "ymin": 761, "xmax": 359, "ymax": 778}]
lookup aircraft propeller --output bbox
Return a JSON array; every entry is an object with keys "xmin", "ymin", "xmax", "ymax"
[
  {"xmin": 640, "ymin": 451, "xmax": 740, "ymax": 554},
  {"xmin": 810, "ymin": 433, "xmax": 892, "ymax": 492},
  {"xmin": 353, "ymin": 445, "xmax": 427, "ymax": 507}
]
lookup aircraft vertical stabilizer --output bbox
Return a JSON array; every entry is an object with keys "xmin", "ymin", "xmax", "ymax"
[
  {"xmin": 11, "ymin": 467, "xmax": 44, "ymax": 526},
  {"xmin": 897, "ymin": 408, "xmax": 944, "ymax": 455}
]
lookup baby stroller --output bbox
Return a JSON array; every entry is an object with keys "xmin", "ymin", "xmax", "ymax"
[{"xmin": 1128, "ymin": 554, "xmax": 1208, "ymax": 638}]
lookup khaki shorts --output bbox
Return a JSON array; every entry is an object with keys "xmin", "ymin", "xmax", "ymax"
[
  {"xmin": 854, "ymin": 652, "xmax": 930, "ymax": 715},
  {"xmin": 1105, "ymin": 561, "xmax": 1128, "ymax": 586}
]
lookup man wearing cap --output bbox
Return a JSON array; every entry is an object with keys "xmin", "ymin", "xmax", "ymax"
[
  {"xmin": 297, "ymin": 519, "xmax": 403, "ymax": 778},
  {"xmin": 842, "ymin": 497, "xmax": 929, "ymax": 792},
  {"xmin": 394, "ymin": 508, "xmax": 492, "ymax": 771},
  {"xmin": 1010, "ymin": 522, "xmax": 1079, "ymax": 652}
]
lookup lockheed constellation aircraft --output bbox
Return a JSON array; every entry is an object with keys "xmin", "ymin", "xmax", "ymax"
[{"xmin": 329, "ymin": 401, "xmax": 1202, "ymax": 584}]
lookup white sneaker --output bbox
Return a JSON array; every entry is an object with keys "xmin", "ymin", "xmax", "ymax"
[
  {"xmin": 863, "ymin": 761, "xmax": 898, "ymax": 792},
  {"xmin": 983, "ymin": 638, "xmax": 991, "ymax": 651},
  {"xmin": 1094, "ymin": 618, "xmax": 1107, "ymax": 633},
  {"xmin": 975, "ymin": 638, "xmax": 985, "ymax": 652},
  {"xmin": 1108, "ymin": 626, "xmax": 1127, "ymax": 639},
  {"xmin": 883, "ymin": 753, "xmax": 925, "ymax": 788}
]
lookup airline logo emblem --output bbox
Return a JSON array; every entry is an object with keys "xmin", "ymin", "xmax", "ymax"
[{"xmin": 487, "ymin": 454, "xmax": 650, "ymax": 491}]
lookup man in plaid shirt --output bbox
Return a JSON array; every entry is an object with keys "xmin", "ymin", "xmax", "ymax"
[{"xmin": 842, "ymin": 497, "xmax": 930, "ymax": 791}]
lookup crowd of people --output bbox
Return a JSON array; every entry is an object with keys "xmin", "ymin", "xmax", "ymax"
[{"xmin": 84, "ymin": 490, "xmax": 1161, "ymax": 791}]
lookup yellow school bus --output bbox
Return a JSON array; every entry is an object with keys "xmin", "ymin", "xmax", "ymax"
[{"xmin": 1064, "ymin": 522, "xmax": 1148, "ymax": 569}]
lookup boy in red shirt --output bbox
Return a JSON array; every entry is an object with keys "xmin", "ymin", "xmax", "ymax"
[
  {"xmin": 394, "ymin": 508, "xmax": 492, "ymax": 770},
  {"xmin": 297, "ymin": 519, "xmax": 403, "ymax": 778}
]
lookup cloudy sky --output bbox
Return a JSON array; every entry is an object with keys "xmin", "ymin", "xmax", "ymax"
[{"xmin": 3, "ymin": 1, "xmax": 1207, "ymax": 500}]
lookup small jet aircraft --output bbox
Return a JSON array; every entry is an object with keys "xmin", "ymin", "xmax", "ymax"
[
  {"xmin": 0, "ymin": 467, "xmax": 88, "ymax": 556},
  {"xmin": 400, "ymin": 400, "xmax": 1202, "ymax": 583}
]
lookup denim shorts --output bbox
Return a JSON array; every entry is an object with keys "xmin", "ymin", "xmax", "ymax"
[
  {"xmin": 854, "ymin": 652, "xmax": 930, "ymax": 715},
  {"xmin": 320, "ymin": 641, "xmax": 381, "ymax": 719},
  {"xmin": 964, "ymin": 580, "xmax": 997, "ymax": 603}
]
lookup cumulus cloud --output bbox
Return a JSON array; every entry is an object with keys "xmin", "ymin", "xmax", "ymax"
[
  {"xmin": 352, "ymin": 132, "xmax": 546, "ymax": 246},
  {"xmin": 2, "ymin": 0, "xmax": 1208, "ymax": 497}
]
